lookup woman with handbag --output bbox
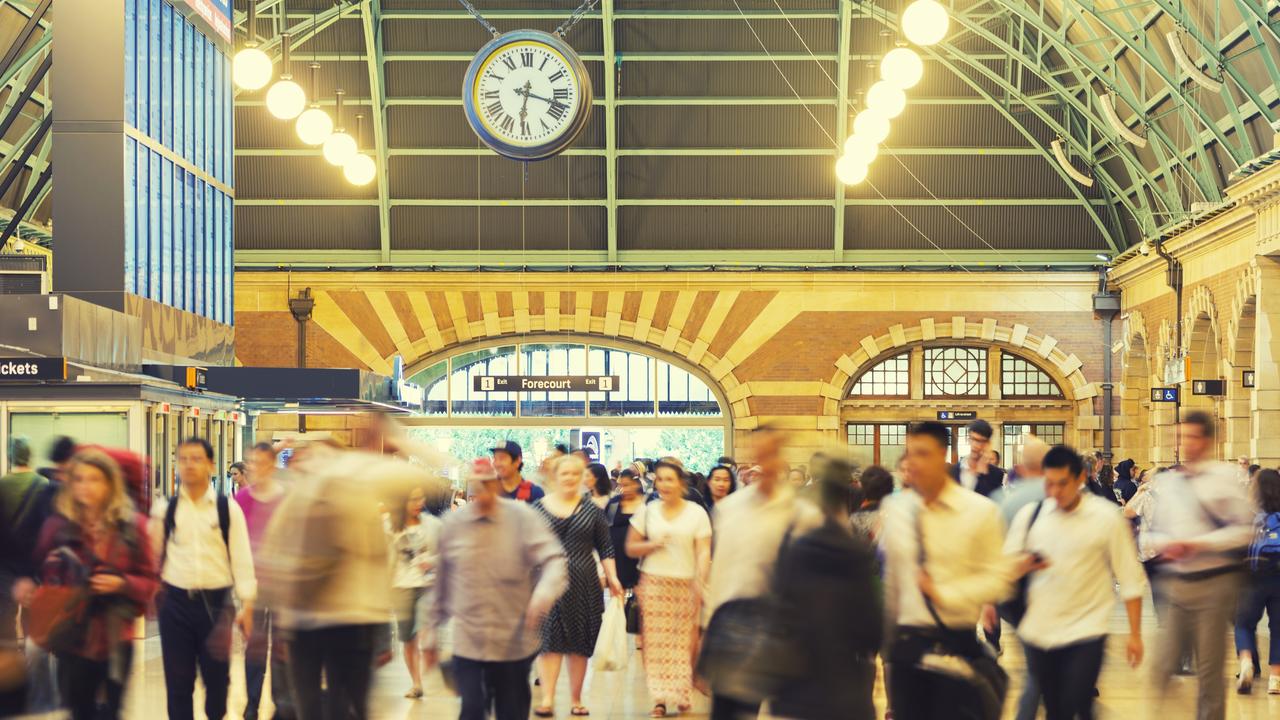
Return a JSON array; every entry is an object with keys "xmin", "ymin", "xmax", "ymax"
[
  {"xmin": 606, "ymin": 469, "xmax": 646, "ymax": 640},
  {"xmin": 626, "ymin": 460, "xmax": 712, "ymax": 718},
  {"xmin": 31, "ymin": 449, "xmax": 158, "ymax": 720}
]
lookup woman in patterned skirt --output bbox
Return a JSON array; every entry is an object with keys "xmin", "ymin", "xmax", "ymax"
[
  {"xmin": 627, "ymin": 460, "xmax": 713, "ymax": 717},
  {"xmin": 533, "ymin": 454, "xmax": 624, "ymax": 717}
]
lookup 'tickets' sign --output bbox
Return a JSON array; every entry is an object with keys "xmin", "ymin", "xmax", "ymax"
[
  {"xmin": 472, "ymin": 375, "xmax": 621, "ymax": 392},
  {"xmin": 0, "ymin": 357, "xmax": 66, "ymax": 382}
]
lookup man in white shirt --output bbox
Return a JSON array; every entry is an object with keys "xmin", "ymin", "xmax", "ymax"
[
  {"xmin": 1147, "ymin": 411, "xmax": 1255, "ymax": 720},
  {"xmin": 150, "ymin": 438, "xmax": 256, "ymax": 720},
  {"xmin": 1008, "ymin": 445, "xmax": 1145, "ymax": 719},
  {"xmin": 881, "ymin": 421, "xmax": 1019, "ymax": 719}
]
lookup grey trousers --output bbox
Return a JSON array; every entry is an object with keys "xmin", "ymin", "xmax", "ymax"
[{"xmin": 1149, "ymin": 572, "xmax": 1243, "ymax": 720}]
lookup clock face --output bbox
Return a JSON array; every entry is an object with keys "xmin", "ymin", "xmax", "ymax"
[{"xmin": 463, "ymin": 31, "xmax": 593, "ymax": 161}]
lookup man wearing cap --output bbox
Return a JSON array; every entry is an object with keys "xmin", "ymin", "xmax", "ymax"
[
  {"xmin": 429, "ymin": 458, "xmax": 568, "ymax": 720},
  {"xmin": 491, "ymin": 440, "xmax": 545, "ymax": 503}
]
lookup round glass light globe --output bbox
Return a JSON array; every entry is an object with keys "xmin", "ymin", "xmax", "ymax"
[
  {"xmin": 323, "ymin": 131, "xmax": 358, "ymax": 166},
  {"xmin": 296, "ymin": 107, "xmax": 334, "ymax": 146},
  {"xmin": 344, "ymin": 153, "xmax": 377, "ymax": 186},
  {"xmin": 881, "ymin": 47, "xmax": 924, "ymax": 90},
  {"xmin": 265, "ymin": 79, "xmax": 307, "ymax": 120},
  {"xmin": 902, "ymin": 0, "xmax": 950, "ymax": 47},
  {"xmin": 233, "ymin": 47, "xmax": 273, "ymax": 90},
  {"xmin": 853, "ymin": 109, "xmax": 891, "ymax": 144},
  {"xmin": 866, "ymin": 80, "xmax": 907, "ymax": 119},
  {"xmin": 843, "ymin": 135, "xmax": 879, "ymax": 166},
  {"xmin": 835, "ymin": 155, "xmax": 869, "ymax": 186}
]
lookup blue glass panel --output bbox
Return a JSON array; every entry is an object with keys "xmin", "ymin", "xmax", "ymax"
[
  {"xmin": 149, "ymin": 150, "xmax": 161, "ymax": 300},
  {"xmin": 135, "ymin": 0, "xmax": 148, "ymax": 134},
  {"xmin": 183, "ymin": 24, "xmax": 194, "ymax": 164},
  {"xmin": 124, "ymin": 0, "xmax": 135, "ymax": 127},
  {"xmin": 194, "ymin": 37, "xmax": 204, "ymax": 172},
  {"xmin": 160, "ymin": 158, "xmax": 172, "ymax": 306},
  {"xmin": 206, "ymin": 38, "xmax": 216, "ymax": 178},
  {"xmin": 123, "ymin": 138, "xmax": 136, "ymax": 293},
  {"xmin": 135, "ymin": 144, "xmax": 149, "ymax": 295},
  {"xmin": 208, "ymin": 186, "xmax": 218, "ymax": 322},
  {"xmin": 185, "ymin": 173, "xmax": 196, "ymax": 312},
  {"xmin": 224, "ymin": 55, "xmax": 233, "ymax": 187},
  {"xmin": 193, "ymin": 180, "xmax": 204, "ymax": 317},
  {"xmin": 173, "ymin": 166, "xmax": 185, "ymax": 311},
  {"xmin": 173, "ymin": 9, "xmax": 183, "ymax": 160},
  {"xmin": 149, "ymin": 0, "xmax": 160, "ymax": 139},
  {"xmin": 160, "ymin": 1, "xmax": 172, "ymax": 149},
  {"xmin": 226, "ymin": 191, "xmax": 233, "ymax": 324}
]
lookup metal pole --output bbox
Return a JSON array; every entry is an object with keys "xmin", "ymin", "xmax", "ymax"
[
  {"xmin": 1094, "ymin": 267, "xmax": 1120, "ymax": 464},
  {"xmin": 1155, "ymin": 238, "xmax": 1183, "ymax": 463}
]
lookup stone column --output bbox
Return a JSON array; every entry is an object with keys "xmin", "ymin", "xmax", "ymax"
[{"xmin": 1252, "ymin": 257, "xmax": 1280, "ymax": 466}]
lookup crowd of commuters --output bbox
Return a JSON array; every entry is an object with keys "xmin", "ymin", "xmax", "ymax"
[{"xmin": 0, "ymin": 409, "xmax": 1278, "ymax": 719}]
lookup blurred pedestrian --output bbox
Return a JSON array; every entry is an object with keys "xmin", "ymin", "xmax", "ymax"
[
  {"xmin": 150, "ymin": 438, "xmax": 256, "ymax": 720},
  {"xmin": 1148, "ymin": 411, "xmax": 1255, "ymax": 720},
  {"xmin": 586, "ymin": 462, "xmax": 613, "ymax": 510},
  {"xmin": 627, "ymin": 460, "xmax": 712, "ymax": 717},
  {"xmin": 237, "ymin": 442, "xmax": 293, "ymax": 720},
  {"xmin": 491, "ymin": 441, "xmax": 544, "ymax": 503},
  {"xmin": 1115, "ymin": 459, "xmax": 1138, "ymax": 503},
  {"xmin": 227, "ymin": 462, "xmax": 247, "ymax": 494},
  {"xmin": 881, "ymin": 421, "xmax": 1016, "ymax": 720},
  {"xmin": 849, "ymin": 465, "xmax": 893, "ymax": 544},
  {"xmin": 1009, "ymin": 446, "xmax": 1145, "ymax": 720},
  {"xmin": 532, "ymin": 455, "xmax": 622, "ymax": 717},
  {"xmin": 37, "ymin": 436, "xmax": 77, "ymax": 485},
  {"xmin": 428, "ymin": 458, "xmax": 568, "ymax": 720},
  {"xmin": 387, "ymin": 485, "xmax": 443, "ymax": 701},
  {"xmin": 1234, "ymin": 468, "xmax": 1280, "ymax": 694},
  {"xmin": 32, "ymin": 449, "xmax": 158, "ymax": 720},
  {"xmin": 700, "ymin": 427, "xmax": 820, "ymax": 720},
  {"xmin": 770, "ymin": 458, "xmax": 883, "ymax": 720},
  {"xmin": 702, "ymin": 465, "xmax": 737, "ymax": 513}
]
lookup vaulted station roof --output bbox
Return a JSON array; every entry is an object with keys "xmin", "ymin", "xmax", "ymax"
[{"xmin": 4, "ymin": 1, "xmax": 1280, "ymax": 267}]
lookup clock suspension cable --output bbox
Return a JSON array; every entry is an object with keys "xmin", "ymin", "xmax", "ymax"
[
  {"xmin": 555, "ymin": 0, "xmax": 602, "ymax": 38},
  {"xmin": 454, "ymin": 0, "xmax": 501, "ymax": 38}
]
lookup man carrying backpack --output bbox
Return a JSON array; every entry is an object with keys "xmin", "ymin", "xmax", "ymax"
[
  {"xmin": 149, "ymin": 438, "xmax": 256, "ymax": 720},
  {"xmin": 492, "ymin": 441, "xmax": 544, "ymax": 503},
  {"xmin": 1234, "ymin": 467, "xmax": 1280, "ymax": 695}
]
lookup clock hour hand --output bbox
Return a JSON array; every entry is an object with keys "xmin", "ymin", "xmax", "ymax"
[
  {"xmin": 518, "ymin": 80, "xmax": 532, "ymax": 121},
  {"xmin": 513, "ymin": 86, "xmax": 557, "ymax": 105}
]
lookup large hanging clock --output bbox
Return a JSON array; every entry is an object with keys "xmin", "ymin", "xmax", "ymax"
[{"xmin": 462, "ymin": 29, "xmax": 594, "ymax": 162}]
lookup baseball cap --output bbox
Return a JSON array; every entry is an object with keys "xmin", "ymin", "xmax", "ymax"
[
  {"xmin": 466, "ymin": 457, "xmax": 498, "ymax": 483},
  {"xmin": 489, "ymin": 440, "xmax": 523, "ymax": 459}
]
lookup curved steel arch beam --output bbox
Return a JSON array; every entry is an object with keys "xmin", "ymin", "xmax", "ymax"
[{"xmin": 990, "ymin": 1, "xmax": 1215, "ymax": 206}]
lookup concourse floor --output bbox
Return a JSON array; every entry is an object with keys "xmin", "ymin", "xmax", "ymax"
[{"xmin": 113, "ymin": 606, "xmax": 1277, "ymax": 719}]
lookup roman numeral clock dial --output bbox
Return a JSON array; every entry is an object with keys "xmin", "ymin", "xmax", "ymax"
[{"xmin": 462, "ymin": 30, "xmax": 594, "ymax": 161}]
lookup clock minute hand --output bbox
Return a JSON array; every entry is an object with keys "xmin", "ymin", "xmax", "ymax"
[
  {"xmin": 518, "ymin": 80, "xmax": 532, "ymax": 121},
  {"xmin": 514, "ymin": 86, "xmax": 557, "ymax": 105}
]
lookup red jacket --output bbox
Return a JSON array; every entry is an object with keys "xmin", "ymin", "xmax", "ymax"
[{"xmin": 33, "ymin": 512, "xmax": 158, "ymax": 660}]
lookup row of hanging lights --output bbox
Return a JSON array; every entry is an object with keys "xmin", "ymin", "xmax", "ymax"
[
  {"xmin": 232, "ymin": 1, "xmax": 376, "ymax": 186},
  {"xmin": 836, "ymin": 0, "xmax": 949, "ymax": 185}
]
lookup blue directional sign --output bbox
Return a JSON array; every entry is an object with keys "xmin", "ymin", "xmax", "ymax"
[{"xmin": 1151, "ymin": 387, "xmax": 1179, "ymax": 403}]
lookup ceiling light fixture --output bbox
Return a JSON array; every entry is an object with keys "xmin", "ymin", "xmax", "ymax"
[
  {"xmin": 881, "ymin": 46, "xmax": 924, "ymax": 90},
  {"xmin": 1099, "ymin": 92, "xmax": 1146, "ymax": 148},
  {"xmin": 835, "ymin": 155, "xmax": 869, "ymax": 185},
  {"xmin": 1051, "ymin": 139, "xmax": 1094, "ymax": 187},
  {"xmin": 322, "ymin": 89, "xmax": 358, "ymax": 166},
  {"xmin": 1165, "ymin": 30, "xmax": 1223, "ymax": 91},
  {"xmin": 296, "ymin": 62, "xmax": 333, "ymax": 145},
  {"xmin": 344, "ymin": 114, "xmax": 377, "ymax": 186},
  {"xmin": 265, "ymin": 5, "xmax": 306, "ymax": 121},
  {"xmin": 843, "ymin": 134, "xmax": 879, "ymax": 166},
  {"xmin": 866, "ymin": 80, "xmax": 907, "ymax": 119},
  {"xmin": 853, "ymin": 109, "xmax": 892, "ymax": 144},
  {"xmin": 232, "ymin": 2, "xmax": 272, "ymax": 90},
  {"xmin": 902, "ymin": 0, "xmax": 949, "ymax": 47}
]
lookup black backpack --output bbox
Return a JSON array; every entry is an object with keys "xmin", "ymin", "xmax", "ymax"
[{"xmin": 161, "ymin": 493, "xmax": 231, "ymax": 568}]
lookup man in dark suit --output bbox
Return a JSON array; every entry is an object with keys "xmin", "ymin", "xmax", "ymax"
[{"xmin": 950, "ymin": 418, "xmax": 1006, "ymax": 498}]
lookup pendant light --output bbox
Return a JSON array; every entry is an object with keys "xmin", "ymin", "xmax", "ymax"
[
  {"xmin": 296, "ymin": 62, "xmax": 333, "ymax": 145},
  {"xmin": 344, "ymin": 114, "xmax": 377, "ymax": 186},
  {"xmin": 835, "ymin": 155, "xmax": 869, "ymax": 186},
  {"xmin": 881, "ymin": 46, "xmax": 924, "ymax": 90},
  {"xmin": 853, "ymin": 109, "xmax": 891, "ymax": 144},
  {"xmin": 843, "ymin": 134, "xmax": 879, "ymax": 166},
  {"xmin": 322, "ymin": 89, "xmax": 357, "ymax": 166},
  {"xmin": 865, "ymin": 80, "xmax": 907, "ymax": 119},
  {"xmin": 902, "ymin": 0, "xmax": 950, "ymax": 47},
  {"xmin": 265, "ymin": 4, "xmax": 306, "ymax": 121},
  {"xmin": 233, "ymin": 1, "xmax": 273, "ymax": 90}
]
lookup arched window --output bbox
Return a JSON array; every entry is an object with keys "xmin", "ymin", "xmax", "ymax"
[
  {"xmin": 924, "ymin": 347, "xmax": 988, "ymax": 398},
  {"xmin": 850, "ymin": 352, "xmax": 910, "ymax": 397},
  {"xmin": 1000, "ymin": 354, "xmax": 1063, "ymax": 398}
]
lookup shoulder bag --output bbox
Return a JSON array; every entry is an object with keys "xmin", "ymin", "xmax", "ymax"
[{"xmin": 996, "ymin": 499, "xmax": 1044, "ymax": 626}]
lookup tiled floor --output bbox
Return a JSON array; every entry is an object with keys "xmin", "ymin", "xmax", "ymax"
[{"xmin": 113, "ymin": 620, "xmax": 1279, "ymax": 719}]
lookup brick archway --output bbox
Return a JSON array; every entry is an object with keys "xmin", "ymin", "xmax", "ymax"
[{"xmin": 1119, "ymin": 311, "xmax": 1152, "ymax": 466}]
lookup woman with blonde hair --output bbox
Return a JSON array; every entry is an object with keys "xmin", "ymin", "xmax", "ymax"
[
  {"xmin": 33, "ymin": 449, "xmax": 158, "ymax": 720},
  {"xmin": 532, "ymin": 453, "xmax": 623, "ymax": 717}
]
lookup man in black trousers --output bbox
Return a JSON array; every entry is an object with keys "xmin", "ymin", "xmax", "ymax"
[{"xmin": 151, "ymin": 438, "xmax": 256, "ymax": 720}]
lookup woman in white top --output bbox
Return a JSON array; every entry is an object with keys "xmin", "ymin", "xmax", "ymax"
[
  {"xmin": 626, "ymin": 460, "xmax": 712, "ymax": 718},
  {"xmin": 387, "ymin": 486, "xmax": 443, "ymax": 699}
]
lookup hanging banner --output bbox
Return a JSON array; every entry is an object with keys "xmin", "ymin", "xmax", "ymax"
[{"xmin": 473, "ymin": 375, "xmax": 620, "ymax": 392}]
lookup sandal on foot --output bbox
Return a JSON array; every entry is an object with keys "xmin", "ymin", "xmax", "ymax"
[
  {"xmin": 534, "ymin": 707, "xmax": 555, "ymax": 718},
  {"xmin": 571, "ymin": 706, "xmax": 590, "ymax": 717},
  {"xmin": 650, "ymin": 704, "xmax": 667, "ymax": 718},
  {"xmin": 404, "ymin": 688, "xmax": 423, "ymax": 699}
]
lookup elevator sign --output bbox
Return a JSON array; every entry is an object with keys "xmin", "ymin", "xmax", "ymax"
[
  {"xmin": 0, "ymin": 357, "xmax": 66, "ymax": 382},
  {"xmin": 473, "ymin": 375, "xmax": 621, "ymax": 392},
  {"xmin": 1151, "ymin": 387, "xmax": 1180, "ymax": 403}
]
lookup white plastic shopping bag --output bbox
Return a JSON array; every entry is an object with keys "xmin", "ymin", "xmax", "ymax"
[{"xmin": 593, "ymin": 596, "xmax": 628, "ymax": 672}]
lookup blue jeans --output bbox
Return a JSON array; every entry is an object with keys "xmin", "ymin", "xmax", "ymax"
[{"xmin": 1233, "ymin": 573, "xmax": 1280, "ymax": 665}]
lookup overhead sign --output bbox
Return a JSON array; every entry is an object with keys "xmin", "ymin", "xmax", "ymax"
[
  {"xmin": 185, "ymin": 367, "xmax": 208, "ymax": 390},
  {"xmin": 937, "ymin": 411, "xmax": 977, "ymax": 421},
  {"xmin": 1151, "ymin": 387, "xmax": 1180, "ymax": 403},
  {"xmin": 1243, "ymin": 370, "xmax": 1255, "ymax": 389},
  {"xmin": 473, "ymin": 375, "xmax": 620, "ymax": 393},
  {"xmin": 1192, "ymin": 379, "xmax": 1226, "ymax": 396},
  {"xmin": 580, "ymin": 431, "xmax": 602, "ymax": 462},
  {"xmin": 0, "ymin": 357, "xmax": 66, "ymax": 382},
  {"xmin": 179, "ymin": 0, "xmax": 232, "ymax": 44},
  {"xmin": 1163, "ymin": 353, "xmax": 1187, "ymax": 385}
]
